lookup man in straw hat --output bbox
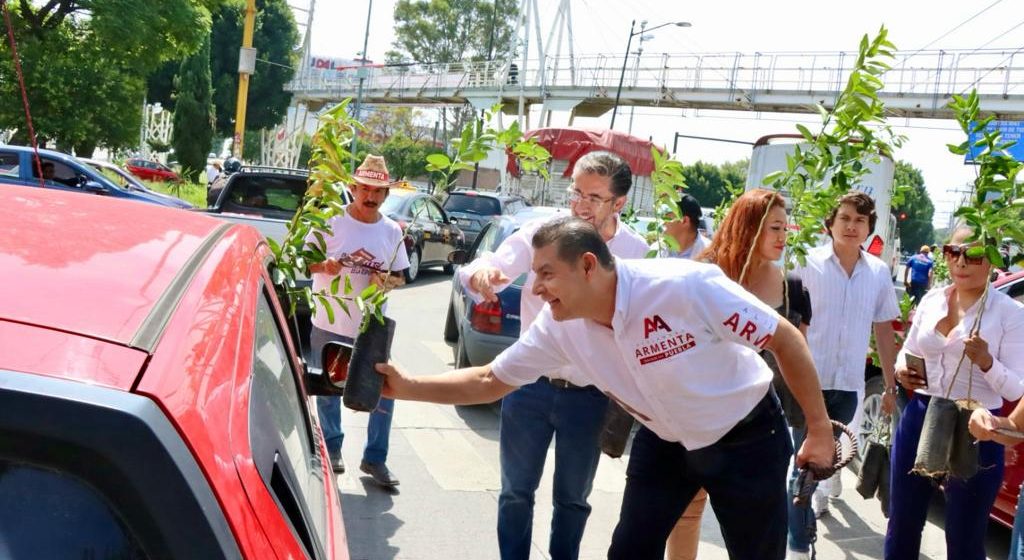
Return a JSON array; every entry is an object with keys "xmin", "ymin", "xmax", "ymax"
[{"xmin": 307, "ymin": 154, "xmax": 410, "ymax": 487}]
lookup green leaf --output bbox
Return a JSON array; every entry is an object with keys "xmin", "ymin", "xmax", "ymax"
[{"xmin": 426, "ymin": 153, "xmax": 452, "ymax": 169}]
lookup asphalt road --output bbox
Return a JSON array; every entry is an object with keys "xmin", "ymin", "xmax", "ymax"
[{"xmin": 328, "ymin": 268, "xmax": 1011, "ymax": 560}]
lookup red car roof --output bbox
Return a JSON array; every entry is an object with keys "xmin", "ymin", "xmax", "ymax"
[{"xmin": 0, "ymin": 185, "xmax": 225, "ymax": 360}]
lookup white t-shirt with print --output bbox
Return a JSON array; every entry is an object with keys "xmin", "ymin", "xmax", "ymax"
[
  {"xmin": 491, "ymin": 258, "xmax": 781, "ymax": 450},
  {"xmin": 307, "ymin": 210, "xmax": 410, "ymax": 337}
]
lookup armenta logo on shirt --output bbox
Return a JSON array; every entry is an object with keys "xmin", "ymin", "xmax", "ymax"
[
  {"xmin": 338, "ymin": 248, "xmax": 385, "ymax": 275},
  {"xmin": 635, "ymin": 314, "xmax": 697, "ymax": 366},
  {"xmin": 722, "ymin": 307, "xmax": 773, "ymax": 349}
]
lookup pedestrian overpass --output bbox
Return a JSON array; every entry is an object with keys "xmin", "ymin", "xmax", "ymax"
[{"xmin": 286, "ymin": 48, "xmax": 1024, "ymax": 123}]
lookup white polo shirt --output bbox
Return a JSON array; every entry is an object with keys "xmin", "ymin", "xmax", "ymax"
[
  {"xmin": 491, "ymin": 258, "xmax": 781, "ymax": 450},
  {"xmin": 457, "ymin": 215, "xmax": 649, "ymax": 334},
  {"xmin": 794, "ymin": 243, "xmax": 900, "ymax": 392}
]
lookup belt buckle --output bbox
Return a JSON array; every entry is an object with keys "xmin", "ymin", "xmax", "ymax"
[{"xmin": 549, "ymin": 377, "xmax": 571, "ymax": 389}]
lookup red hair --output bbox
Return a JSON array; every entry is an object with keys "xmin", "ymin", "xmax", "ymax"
[{"xmin": 698, "ymin": 189, "xmax": 786, "ymax": 284}]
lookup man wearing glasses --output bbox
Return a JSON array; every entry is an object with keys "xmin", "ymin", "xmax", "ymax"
[{"xmin": 457, "ymin": 151, "xmax": 648, "ymax": 560}]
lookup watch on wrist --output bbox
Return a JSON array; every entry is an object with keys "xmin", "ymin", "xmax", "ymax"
[{"xmin": 884, "ymin": 386, "xmax": 899, "ymax": 395}]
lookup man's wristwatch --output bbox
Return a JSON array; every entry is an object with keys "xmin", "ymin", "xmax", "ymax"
[{"xmin": 884, "ymin": 386, "xmax": 899, "ymax": 396}]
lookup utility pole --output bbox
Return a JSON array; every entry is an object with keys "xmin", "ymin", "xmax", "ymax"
[
  {"xmin": 350, "ymin": 0, "xmax": 374, "ymax": 171},
  {"xmin": 232, "ymin": 0, "xmax": 257, "ymax": 158},
  {"xmin": 471, "ymin": 0, "xmax": 500, "ymax": 190}
]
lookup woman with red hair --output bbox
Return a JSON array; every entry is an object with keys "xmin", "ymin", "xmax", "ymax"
[
  {"xmin": 700, "ymin": 188, "xmax": 812, "ymax": 421},
  {"xmin": 665, "ymin": 188, "xmax": 812, "ymax": 560}
]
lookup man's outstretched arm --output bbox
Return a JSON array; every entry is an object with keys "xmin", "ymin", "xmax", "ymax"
[{"xmin": 375, "ymin": 362, "xmax": 517, "ymax": 405}]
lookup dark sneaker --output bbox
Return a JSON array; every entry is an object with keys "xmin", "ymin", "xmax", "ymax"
[
  {"xmin": 360, "ymin": 461, "xmax": 399, "ymax": 486},
  {"xmin": 328, "ymin": 449, "xmax": 345, "ymax": 473}
]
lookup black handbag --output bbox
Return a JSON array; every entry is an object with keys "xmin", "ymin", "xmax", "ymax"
[{"xmin": 856, "ymin": 414, "xmax": 892, "ymax": 517}]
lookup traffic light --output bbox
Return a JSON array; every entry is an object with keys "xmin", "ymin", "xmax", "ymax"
[{"xmin": 898, "ymin": 211, "xmax": 908, "ymax": 221}]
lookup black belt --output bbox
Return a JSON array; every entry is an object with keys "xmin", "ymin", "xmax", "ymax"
[{"xmin": 540, "ymin": 376, "xmax": 585, "ymax": 390}]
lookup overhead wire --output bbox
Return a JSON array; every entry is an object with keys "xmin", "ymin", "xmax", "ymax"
[{"xmin": 899, "ymin": 0, "xmax": 1004, "ymax": 65}]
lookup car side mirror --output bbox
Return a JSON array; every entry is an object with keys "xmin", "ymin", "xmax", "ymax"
[
  {"xmin": 302, "ymin": 341, "xmax": 353, "ymax": 396},
  {"xmin": 323, "ymin": 341, "xmax": 353, "ymax": 388},
  {"xmin": 83, "ymin": 181, "xmax": 107, "ymax": 195},
  {"xmin": 447, "ymin": 249, "xmax": 468, "ymax": 266}
]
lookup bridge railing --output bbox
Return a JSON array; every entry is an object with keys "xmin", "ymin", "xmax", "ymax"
[{"xmin": 287, "ymin": 49, "xmax": 1024, "ymax": 100}]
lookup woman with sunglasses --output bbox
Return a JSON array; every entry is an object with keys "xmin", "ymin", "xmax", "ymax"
[{"xmin": 885, "ymin": 226, "xmax": 1024, "ymax": 559}]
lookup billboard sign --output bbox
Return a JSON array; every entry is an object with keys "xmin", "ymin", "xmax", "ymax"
[{"xmin": 966, "ymin": 120, "xmax": 1024, "ymax": 163}]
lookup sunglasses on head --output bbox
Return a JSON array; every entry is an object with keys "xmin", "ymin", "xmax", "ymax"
[{"xmin": 942, "ymin": 244, "xmax": 986, "ymax": 265}]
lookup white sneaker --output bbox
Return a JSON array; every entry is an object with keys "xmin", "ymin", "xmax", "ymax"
[
  {"xmin": 786, "ymin": 550, "xmax": 811, "ymax": 560},
  {"xmin": 811, "ymin": 485, "xmax": 830, "ymax": 518},
  {"xmin": 829, "ymin": 471, "xmax": 843, "ymax": 499}
]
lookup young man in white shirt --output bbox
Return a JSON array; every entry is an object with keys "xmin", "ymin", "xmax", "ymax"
[
  {"xmin": 788, "ymin": 191, "xmax": 900, "ymax": 558},
  {"xmin": 457, "ymin": 151, "xmax": 648, "ymax": 560},
  {"xmin": 373, "ymin": 217, "xmax": 835, "ymax": 559},
  {"xmin": 306, "ymin": 154, "xmax": 410, "ymax": 487}
]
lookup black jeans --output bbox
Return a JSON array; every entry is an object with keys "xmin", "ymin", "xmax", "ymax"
[{"xmin": 608, "ymin": 391, "xmax": 793, "ymax": 560}]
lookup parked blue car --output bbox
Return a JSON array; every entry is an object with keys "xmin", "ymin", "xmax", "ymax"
[
  {"xmin": 0, "ymin": 145, "xmax": 192, "ymax": 208},
  {"xmin": 443, "ymin": 207, "xmax": 569, "ymax": 367}
]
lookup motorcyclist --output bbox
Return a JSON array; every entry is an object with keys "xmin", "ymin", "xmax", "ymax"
[{"xmin": 207, "ymin": 157, "xmax": 242, "ymax": 207}]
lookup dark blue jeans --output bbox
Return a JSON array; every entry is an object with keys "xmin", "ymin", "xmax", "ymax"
[
  {"xmin": 787, "ymin": 389, "xmax": 860, "ymax": 552},
  {"xmin": 884, "ymin": 394, "xmax": 1004, "ymax": 560},
  {"xmin": 310, "ymin": 326, "xmax": 393, "ymax": 465},
  {"xmin": 497, "ymin": 377, "xmax": 609, "ymax": 560},
  {"xmin": 609, "ymin": 390, "xmax": 793, "ymax": 560},
  {"xmin": 909, "ymin": 281, "xmax": 928, "ymax": 307}
]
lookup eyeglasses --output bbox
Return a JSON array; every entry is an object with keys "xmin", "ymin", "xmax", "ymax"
[
  {"xmin": 942, "ymin": 244, "xmax": 987, "ymax": 265},
  {"xmin": 566, "ymin": 186, "xmax": 615, "ymax": 207}
]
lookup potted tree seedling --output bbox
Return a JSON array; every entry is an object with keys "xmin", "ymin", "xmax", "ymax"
[{"xmin": 270, "ymin": 100, "xmax": 550, "ymax": 412}]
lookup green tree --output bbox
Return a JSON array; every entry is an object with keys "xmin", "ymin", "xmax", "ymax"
[
  {"xmin": 377, "ymin": 134, "xmax": 444, "ymax": 180},
  {"xmin": 679, "ymin": 159, "xmax": 748, "ymax": 208},
  {"xmin": 209, "ymin": 0, "xmax": 299, "ymax": 137},
  {"xmin": 362, "ymin": 107, "xmax": 429, "ymax": 145},
  {"xmin": 172, "ymin": 35, "xmax": 214, "ymax": 181},
  {"xmin": 0, "ymin": 1, "xmax": 215, "ymax": 153},
  {"xmin": 387, "ymin": 0, "xmax": 519, "ymax": 64},
  {"xmin": 893, "ymin": 160, "xmax": 935, "ymax": 255},
  {"xmin": 147, "ymin": 0, "xmax": 299, "ymax": 136}
]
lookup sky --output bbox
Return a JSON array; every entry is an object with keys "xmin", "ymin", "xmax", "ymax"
[{"xmin": 300, "ymin": 0, "xmax": 1024, "ymax": 227}]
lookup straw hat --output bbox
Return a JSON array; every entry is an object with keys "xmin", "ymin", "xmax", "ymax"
[{"xmin": 352, "ymin": 154, "xmax": 396, "ymax": 188}]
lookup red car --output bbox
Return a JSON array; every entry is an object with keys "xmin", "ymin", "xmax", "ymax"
[
  {"xmin": 0, "ymin": 186, "xmax": 349, "ymax": 558},
  {"xmin": 126, "ymin": 158, "xmax": 181, "ymax": 182},
  {"xmin": 988, "ymin": 270, "xmax": 1024, "ymax": 527}
]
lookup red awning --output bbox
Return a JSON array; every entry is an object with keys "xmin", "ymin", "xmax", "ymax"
[{"xmin": 507, "ymin": 128, "xmax": 659, "ymax": 178}]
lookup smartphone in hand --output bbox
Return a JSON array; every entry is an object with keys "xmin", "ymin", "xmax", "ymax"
[{"xmin": 904, "ymin": 353, "xmax": 928, "ymax": 388}]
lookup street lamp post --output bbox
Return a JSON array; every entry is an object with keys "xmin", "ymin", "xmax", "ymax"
[
  {"xmin": 350, "ymin": 0, "xmax": 374, "ymax": 170},
  {"xmin": 610, "ymin": 20, "xmax": 690, "ymax": 131}
]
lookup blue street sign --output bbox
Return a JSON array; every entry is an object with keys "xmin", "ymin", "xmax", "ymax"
[{"xmin": 966, "ymin": 120, "xmax": 1024, "ymax": 163}]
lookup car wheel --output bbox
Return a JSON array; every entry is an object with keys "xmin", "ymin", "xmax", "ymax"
[
  {"xmin": 404, "ymin": 249, "xmax": 421, "ymax": 284},
  {"xmin": 858, "ymin": 374, "xmax": 886, "ymax": 466},
  {"xmin": 443, "ymin": 301, "xmax": 459, "ymax": 343},
  {"xmin": 455, "ymin": 333, "xmax": 471, "ymax": 368}
]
